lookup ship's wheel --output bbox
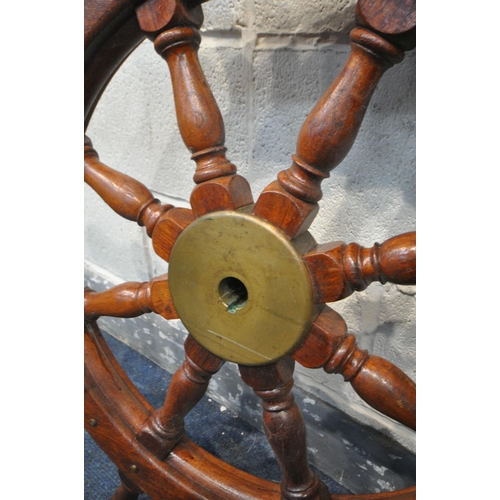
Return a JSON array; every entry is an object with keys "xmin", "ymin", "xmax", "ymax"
[{"xmin": 84, "ymin": 0, "xmax": 416, "ymax": 498}]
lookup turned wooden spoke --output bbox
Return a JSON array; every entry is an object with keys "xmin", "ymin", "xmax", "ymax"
[
  {"xmin": 153, "ymin": 26, "xmax": 235, "ymax": 183},
  {"xmin": 136, "ymin": 0, "xmax": 253, "ymax": 216},
  {"xmin": 294, "ymin": 306, "xmax": 415, "ymax": 430},
  {"xmin": 85, "ymin": 135, "xmax": 195, "ymax": 261},
  {"xmin": 239, "ymin": 359, "xmax": 329, "ymax": 500},
  {"xmin": 304, "ymin": 231, "xmax": 416, "ymax": 303},
  {"xmin": 84, "ymin": 136, "xmax": 174, "ymax": 236},
  {"xmin": 253, "ymin": 22, "xmax": 413, "ymax": 239},
  {"xmin": 136, "ymin": 335, "xmax": 223, "ymax": 459},
  {"xmin": 85, "ymin": 0, "xmax": 416, "ymax": 497},
  {"xmin": 84, "ymin": 274, "xmax": 177, "ymax": 321}
]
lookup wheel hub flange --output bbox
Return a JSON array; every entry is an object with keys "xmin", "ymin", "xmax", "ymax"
[{"xmin": 168, "ymin": 211, "xmax": 314, "ymax": 365}]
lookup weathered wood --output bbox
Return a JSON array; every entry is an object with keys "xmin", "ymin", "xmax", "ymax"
[
  {"xmin": 84, "ymin": 274, "xmax": 177, "ymax": 321},
  {"xmin": 136, "ymin": 335, "xmax": 224, "ymax": 459},
  {"xmin": 304, "ymin": 232, "xmax": 416, "ymax": 303},
  {"xmin": 85, "ymin": 135, "xmax": 174, "ymax": 236},
  {"xmin": 239, "ymin": 359, "xmax": 330, "ymax": 500},
  {"xmin": 293, "ymin": 307, "xmax": 415, "ymax": 430}
]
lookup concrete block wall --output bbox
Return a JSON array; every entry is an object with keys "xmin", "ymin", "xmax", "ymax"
[{"xmin": 85, "ymin": 0, "xmax": 415, "ymax": 492}]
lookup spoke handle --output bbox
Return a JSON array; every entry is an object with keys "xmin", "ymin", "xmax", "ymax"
[
  {"xmin": 277, "ymin": 27, "xmax": 404, "ymax": 204},
  {"xmin": 305, "ymin": 231, "xmax": 416, "ymax": 303},
  {"xmin": 148, "ymin": 23, "xmax": 254, "ymax": 215},
  {"xmin": 239, "ymin": 359, "xmax": 329, "ymax": 500},
  {"xmin": 341, "ymin": 231, "xmax": 416, "ymax": 292},
  {"xmin": 252, "ymin": 2, "xmax": 415, "ymax": 239},
  {"xmin": 325, "ymin": 334, "xmax": 416, "ymax": 430},
  {"xmin": 136, "ymin": 335, "xmax": 223, "ymax": 459},
  {"xmin": 84, "ymin": 136, "xmax": 173, "ymax": 236},
  {"xmin": 84, "ymin": 275, "xmax": 177, "ymax": 321},
  {"xmin": 153, "ymin": 26, "xmax": 236, "ymax": 184},
  {"xmin": 293, "ymin": 307, "xmax": 415, "ymax": 430}
]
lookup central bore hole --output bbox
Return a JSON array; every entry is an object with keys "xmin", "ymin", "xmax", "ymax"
[{"xmin": 218, "ymin": 277, "xmax": 248, "ymax": 313}]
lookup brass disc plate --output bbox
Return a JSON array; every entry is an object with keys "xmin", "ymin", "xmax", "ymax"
[{"xmin": 168, "ymin": 211, "xmax": 314, "ymax": 365}]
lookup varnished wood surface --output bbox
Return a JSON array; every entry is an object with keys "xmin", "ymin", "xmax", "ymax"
[
  {"xmin": 293, "ymin": 306, "xmax": 415, "ymax": 430},
  {"xmin": 84, "ymin": 274, "xmax": 177, "ymax": 321},
  {"xmin": 84, "ymin": 136, "xmax": 174, "ymax": 236},
  {"xmin": 253, "ymin": 25, "xmax": 406, "ymax": 239},
  {"xmin": 137, "ymin": 336, "xmax": 224, "ymax": 459},
  {"xmin": 152, "ymin": 23, "xmax": 254, "ymax": 215},
  {"xmin": 356, "ymin": 0, "xmax": 415, "ymax": 51},
  {"xmin": 240, "ymin": 359, "xmax": 330, "ymax": 500},
  {"xmin": 85, "ymin": 321, "xmax": 281, "ymax": 499},
  {"xmin": 153, "ymin": 26, "xmax": 235, "ymax": 183},
  {"xmin": 85, "ymin": 0, "xmax": 416, "ymax": 497},
  {"xmin": 86, "ymin": 321, "xmax": 415, "ymax": 499},
  {"xmin": 304, "ymin": 232, "xmax": 416, "ymax": 303}
]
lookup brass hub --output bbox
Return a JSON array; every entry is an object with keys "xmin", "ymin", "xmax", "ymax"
[{"xmin": 168, "ymin": 211, "xmax": 314, "ymax": 365}]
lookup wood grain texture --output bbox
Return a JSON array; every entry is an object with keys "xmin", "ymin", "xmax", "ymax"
[
  {"xmin": 85, "ymin": 321, "xmax": 284, "ymax": 499},
  {"xmin": 304, "ymin": 232, "xmax": 416, "ymax": 303},
  {"xmin": 253, "ymin": 26, "xmax": 406, "ymax": 239},
  {"xmin": 356, "ymin": 0, "xmax": 416, "ymax": 51},
  {"xmin": 152, "ymin": 22, "xmax": 254, "ymax": 214},
  {"xmin": 151, "ymin": 207, "xmax": 195, "ymax": 262},
  {"xmin": 293, "ymin": 307, "xmax": 415, "ymax": 430},
  {"xmin": 135, "ymin": 0, "xmax": 204, "ymax": 37},
  {"xmin": 240, "ymin": 359, "xmax": 330, "ymax": 500},
  {"xmin": 252, "ymin": 181, "xmax": 319, "ymax": 239},
  {"xmin": 278, "ymin": 27, "xmax": 403, "ymax": 204},
  {"xmin": 85, "ymin": 0, "xmax": 416, "ymax": 497},
  {"xmin": 154, "ymin": 26, "xmax": 234, "ymax": 182},
  {"xmin": 84, "ymin": 274, "xmax": 177, "ymax": 321},
  {"xmin": 137, "ymin": 335, "xmax": 223, "ymax": 459},
  {"xmin": 189, "ymin": 174, "xmax": 254, "ymax": 217}
]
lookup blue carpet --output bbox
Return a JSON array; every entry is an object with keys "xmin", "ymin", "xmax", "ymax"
[{"xmin": 85, "ymin": 331, "xmax": 352, "ymax": 499}]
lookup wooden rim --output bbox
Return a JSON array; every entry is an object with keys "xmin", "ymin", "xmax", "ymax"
[
  {"xmin": 85, "ymin": 321, "xmax": 415, "ymax": 499},
  {"xmin": 84, "ymin": 1, "xmax": 416, "ymax": 497}
]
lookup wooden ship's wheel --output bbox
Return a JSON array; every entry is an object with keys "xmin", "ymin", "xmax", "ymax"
[{"xmin": 84, "ymin": 0, "xmax": 416, "ymax": 498}]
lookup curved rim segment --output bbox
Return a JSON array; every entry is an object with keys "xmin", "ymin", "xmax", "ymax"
[{"xmin": 84, "ymin": 321, "xmax": 416, "ymax": 499}]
